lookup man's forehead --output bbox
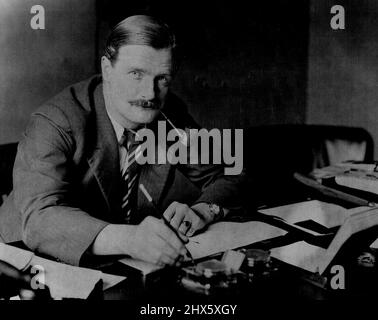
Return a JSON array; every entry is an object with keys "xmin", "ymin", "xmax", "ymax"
[{"xmin": 115, "ymin": 45, "xmax": 173, "ymax": 71}]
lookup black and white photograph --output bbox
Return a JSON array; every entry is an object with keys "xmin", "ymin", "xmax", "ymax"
[{"xmin": 0, "ymin": 0, "xmax": 377, "ymax": 314}]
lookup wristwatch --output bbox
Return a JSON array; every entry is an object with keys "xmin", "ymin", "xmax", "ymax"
[{"xmin": 208, "ymin": 203, "xmax": 224, "ymax": 222}]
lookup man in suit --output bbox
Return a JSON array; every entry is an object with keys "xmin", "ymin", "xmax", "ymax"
[{"xmin": 0, "ymin": 15, "xmax": 245, "ymax": 266}]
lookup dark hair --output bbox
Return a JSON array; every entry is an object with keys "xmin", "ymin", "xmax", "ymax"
[{"xmin": 104, "ymin": 15, "xmax": 176, "ymax": 65}]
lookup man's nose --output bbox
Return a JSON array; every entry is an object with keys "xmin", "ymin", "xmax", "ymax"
[{"xmin": 140, "ymin": 78, "xmax": 157, "ymax": 101}]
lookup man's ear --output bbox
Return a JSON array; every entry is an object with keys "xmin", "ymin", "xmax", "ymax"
[{"xmin": 101, "ymin": 56, "xmax": 112, "ymax": 81}]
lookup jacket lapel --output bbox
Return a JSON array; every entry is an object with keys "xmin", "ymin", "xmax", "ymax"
[
  {"xmin": 87, "ymin": 83, "xmax": 121, "ymax": 215},
  {"xmin": 137, "ymin": 114, "xmax": 173, "ymax": 215}
]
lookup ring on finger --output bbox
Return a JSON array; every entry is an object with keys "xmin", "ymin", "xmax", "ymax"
[{"xmin": 182, "ymin": 220, "xmax": 192, "ymax": 228}]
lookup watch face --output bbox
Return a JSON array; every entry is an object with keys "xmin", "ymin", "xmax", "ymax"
[{"xmin": 210, "ymin": 203, "xmax": 220, "ymax": 215}]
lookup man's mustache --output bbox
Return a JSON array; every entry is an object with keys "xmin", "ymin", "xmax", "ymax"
[{"xmin": 129, "ymin": 100, "xmax": 160, "ymax": 109}]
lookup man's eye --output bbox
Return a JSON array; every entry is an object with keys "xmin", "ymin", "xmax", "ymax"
[{"xmin": 129, "ymin": 71, "xmax": 142, "ymax": 79}]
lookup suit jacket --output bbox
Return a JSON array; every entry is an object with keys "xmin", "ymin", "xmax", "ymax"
[{"xmin": 0, "ymin": 75, "xmax": 245, "ymax": 266}]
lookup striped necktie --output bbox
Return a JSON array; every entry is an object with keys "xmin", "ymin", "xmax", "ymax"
[{"xmin": 120, "ymin": 129, "xmax": 141, "ymax": 222}]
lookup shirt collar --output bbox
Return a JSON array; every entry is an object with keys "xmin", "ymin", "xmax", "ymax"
[{"xmin": 106, "ymin": 110, "xmax": 142, "ymax": 145}]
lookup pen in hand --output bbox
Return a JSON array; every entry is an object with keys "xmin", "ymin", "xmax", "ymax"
[{"xmin": 138, "ymin": 184, "xmax": 196, "ymax": 264}]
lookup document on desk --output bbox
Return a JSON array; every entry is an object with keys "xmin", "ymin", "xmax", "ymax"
[
  {"xmin": 31, "ymin": 257, "xmax": 126, "ymax": 299},
  {"xmin": 271, "ymin": 241, "xmax": 327, "ymax": 273},
  {"xmin": 30, "ymin": 255, "xmax": 103, "ymax": 299},
  {"xmin": 119, "ymin": 221, "xmax": 287, "ymax": 273},
  {"xmin": 0, "ymin": 243, "xmax": 34, "ymax": 271},
  {"xmin": 186, "ymin": 221, "xmax": 287, "ymax": 260},
  {"xmin": 0, "ymin": 243, "xmax": 126, "ymax": 299}
]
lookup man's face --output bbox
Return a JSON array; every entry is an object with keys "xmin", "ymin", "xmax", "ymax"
[{"xmin": 102, "ymin": 45, "xmax": 173, "ymax": 129}]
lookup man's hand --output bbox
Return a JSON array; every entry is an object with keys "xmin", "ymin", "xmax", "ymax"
[
  {"xmin": 91, "ymin": 216, "xmax": 189, "ymax": 267},
  {"xmin": 163, "ymin": 201, "xmax": 212, "ymax": 237},
  {"xmin": 128, "ymin": 216, "xmax": 188, "ymax": 266}
]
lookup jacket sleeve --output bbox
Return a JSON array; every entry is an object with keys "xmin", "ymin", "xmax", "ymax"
[
  {"xmin": 14, "ymin": 108, "xmax": 109, "ymax": 266},
  {"xmin": 179, "ymin": 162, "xmax": 246, "ymax": 211}
]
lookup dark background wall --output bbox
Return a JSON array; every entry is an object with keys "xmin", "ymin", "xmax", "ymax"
[
  {"xmin": 0, "ymin": 0, "xmax": 97, "ymax": 144},
  {"xmin": 96, "ymin": 0, "xmax": 309, "ymax": 129},
  {"xmin": 307, "ymin": 0, "xmax": 378, "ymax": 158}
]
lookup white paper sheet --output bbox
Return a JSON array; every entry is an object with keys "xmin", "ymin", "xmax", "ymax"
[
  {"xmin": 0, "ymin": 243, "xmax": 34, "ymax": 270},
  {"xmin": 187, "ymin": 221, "xmax": 287, "ymax": 260},
  {"xmin": 0, "ymin": 243, "xmax": 126, "ymax": 299},
  {"xmin": 30, "ymin": 255, "xmax": 103, "ymax": 299},
  {"xmin": 271, "ymin": 241, "xmax": 327, "ymax": 273},
  {"xmin": 101, "ymin": 273, "xmax": 126, "ymax": 291}
]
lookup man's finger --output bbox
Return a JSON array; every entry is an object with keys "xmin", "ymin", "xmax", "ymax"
[
  {"xmin": 162, "ymin": 201, "xmax": 178, "ymax": 221},
  {"xmin": 170, "ymin": 209, "xmax": 185, "ymax": 230},
  {"xmin": 171, "ymin": 204, "xmax": 192, "ymax": 229}
]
